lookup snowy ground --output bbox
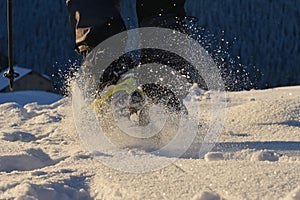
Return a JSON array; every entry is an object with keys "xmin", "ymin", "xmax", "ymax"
[{"xmin": 0, "ymin": 87, "xmax": 300, "ymax": 200}]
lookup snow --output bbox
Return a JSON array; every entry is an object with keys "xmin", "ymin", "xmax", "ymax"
[
  {"xmin": 0, "ymin": 90, "xmax": 62, "ymax": 106},
  {"xmin": 284, "ymin": 186, "xmax": 300, "ymax": 200},
  {"xmin": 191, "ymin": 191, "xmax": 221, "ymax": 200},
  {"xmin": 0, "ymin": 87, "xmax": 300, "ymax": 199},
  {"xmin": 204, "ymin": 152, "xmax": 225, "ymax": 161}
]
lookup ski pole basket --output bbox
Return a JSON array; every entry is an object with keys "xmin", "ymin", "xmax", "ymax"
[{"xmin": 3, "ymin": 0, "xmax": 19, "ymax": 91}]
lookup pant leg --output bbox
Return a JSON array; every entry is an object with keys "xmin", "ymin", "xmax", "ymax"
[
  {"xmin": 98, "ymin": 14, "xmax": 207, "ymax": 91},
  {"xmin": 66, "ymin": 0, "xmax": 126, "ymax": 55}
]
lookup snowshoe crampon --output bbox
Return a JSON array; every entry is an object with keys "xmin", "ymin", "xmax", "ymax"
[{"xmin": 93, "ymin": 75, "xmax": 188, "ymax": 150}]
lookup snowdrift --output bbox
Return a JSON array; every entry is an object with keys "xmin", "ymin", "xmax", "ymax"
[{"xmin": 0, "ymin": 87, "xmax": 299, "ymax": 199}]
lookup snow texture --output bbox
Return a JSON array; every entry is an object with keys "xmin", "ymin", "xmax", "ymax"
[
  {"xmin": 0, "ymin": 86, "xmax": 299, "ymax": 199},
  {"xmin": 283, "ymin": 186, "xmax": 300, "ymax": 200},
  {"xmin": 0, "ymin": 90, "xmax": 62, "ymax": 106},
  {"xmin": 191, "ymin": 191, "xmax": 221, "ymax": 200},
  {"xmin": 0, "ymin": 1, "xmax": 299, "ymax": 88}
]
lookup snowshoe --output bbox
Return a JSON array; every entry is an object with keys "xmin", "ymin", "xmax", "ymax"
[{"xmin": 92, "ymin": 68, "xmax": 189, "ymax": 150}]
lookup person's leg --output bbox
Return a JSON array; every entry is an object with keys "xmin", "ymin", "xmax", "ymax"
[
  {"xmin": 97, "ymin": 15, "xmax": 201, "ymax": 90},
  {"xmin": 96, "ymin": 1, "xmax": 205, "ymax": 116},
  {"xmin": 66, "ymin": 0, "xmax": 126, "ymax": 56}
]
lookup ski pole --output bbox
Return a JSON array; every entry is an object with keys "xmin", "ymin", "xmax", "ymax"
[{"xmin": 3, "ymin": 0, "xmax": 19, "ymax": 91}]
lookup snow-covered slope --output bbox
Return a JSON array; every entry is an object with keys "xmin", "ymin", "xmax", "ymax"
[
  {"xmin": 0, "ymin": 90, "xmax": 62, "ymax": 106},
  {"xmin": 0, "ymin": 1, "xmax": 299, "ymax": 88},
  {"xmin": 0, "ymin": 87, "xmax": 299, "ymax": 199}
]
